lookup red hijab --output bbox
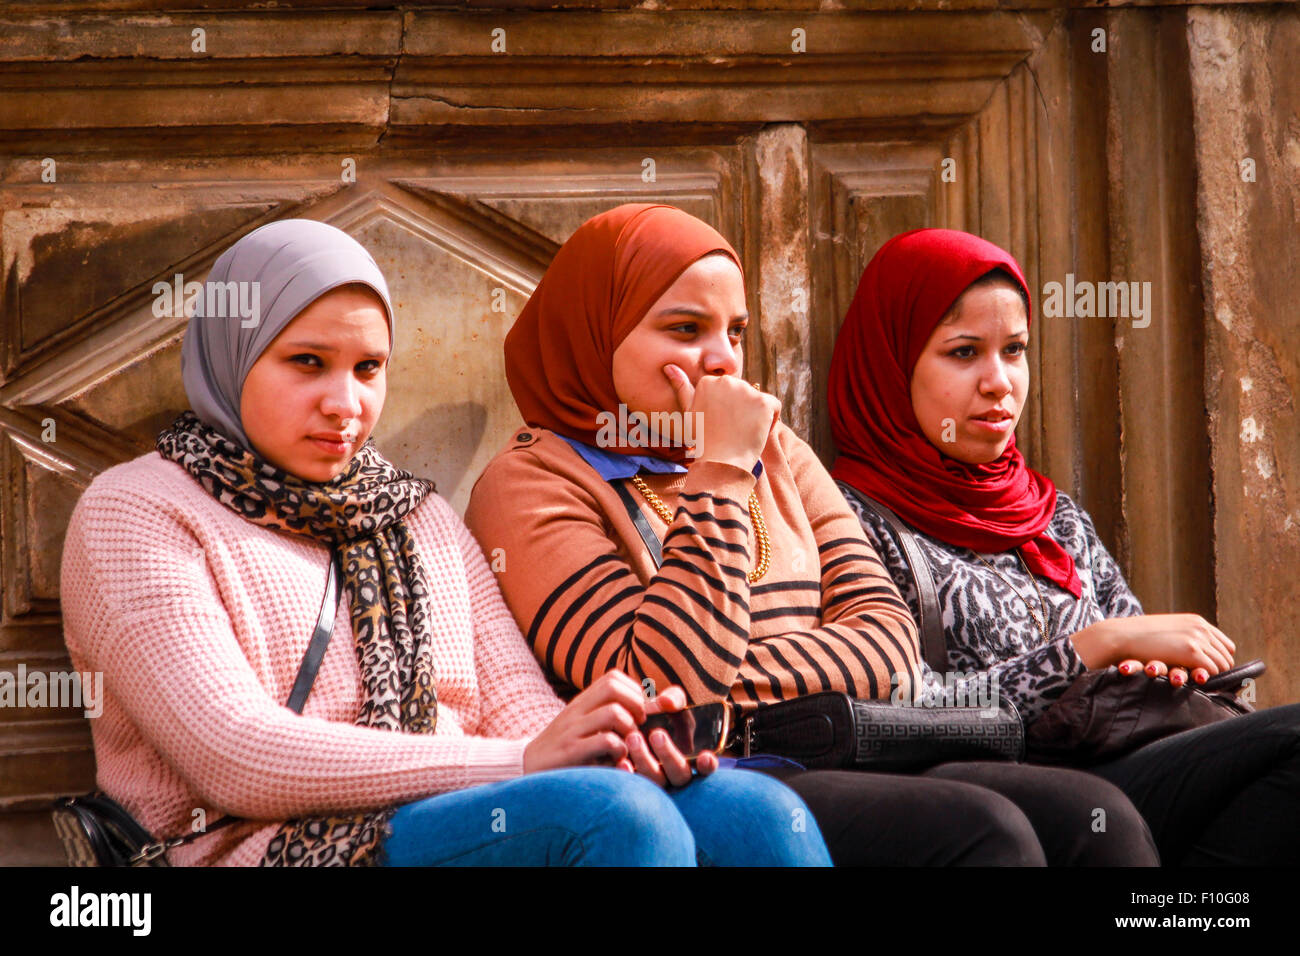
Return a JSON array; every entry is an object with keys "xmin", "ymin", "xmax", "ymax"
[
  {"xmin": 505, "ymin": 203, "xmax": 743, "ymax": 463},
  {"xmin": 828, "ymin": 228, "xmax": 1081, "ymax": 598}
]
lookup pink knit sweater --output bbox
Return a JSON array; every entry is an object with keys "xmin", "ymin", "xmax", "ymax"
[{"xmin": 59, "ymin": 452, "xmax": 564, "ymax": 866}]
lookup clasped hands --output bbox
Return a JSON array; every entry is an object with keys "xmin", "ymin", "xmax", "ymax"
[{"xmin": 523, "ymin": 670, "xmax": 718, "ymax": 788}]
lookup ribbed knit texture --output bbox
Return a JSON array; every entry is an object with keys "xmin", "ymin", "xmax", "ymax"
[
  {"xmin": 60, "ymin": 453, "xmax": 563, "ymax": 866},
  {"xmin": 465, "ymin": 424, "xmax": 923, "ymax": 716}
]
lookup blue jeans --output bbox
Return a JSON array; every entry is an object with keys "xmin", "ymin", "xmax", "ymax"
[{"xmin": 379, "ymin": 767, "xmax": 830, "ymax": 866}]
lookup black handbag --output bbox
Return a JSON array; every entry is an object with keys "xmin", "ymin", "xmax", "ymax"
[
  {"xmin": 615, "ymin": 480, "xmax": 1025, "ymax": 771},
  {"xmin": 733, "ymin": 690, "xmax": 1024, "ymax": 771},
  {"xmin": 51, "ymin": 549, "xmax": 343, "ymax": 867},
  {"xmin": 1025, "ymin": 659, "xmax": 1262, "ymax": 766}
]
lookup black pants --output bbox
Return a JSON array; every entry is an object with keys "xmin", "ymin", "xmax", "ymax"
[
  {"xmin": 757, "ymin": 761, "xmax": 1158, "ymax": 866},
  {"xmin": 1088, "ymin": 702, "xmax": 1300, "ymax": 865}
]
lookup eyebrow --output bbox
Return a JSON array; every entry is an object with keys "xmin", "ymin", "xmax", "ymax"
[
  {"xmin": 656, "ymin": 307, "xmax": 750, "ymax": 322},
  {"xmin": 283, "ymin": 341, "xmax": 389, "ymax": 360},
  {"xmin": 940, "ymin": 329, "xmax": 1028, "ymax": 343}
]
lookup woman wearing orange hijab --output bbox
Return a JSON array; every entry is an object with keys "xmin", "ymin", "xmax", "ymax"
[
  {"xmin": 466, "ymin": 203, "xmax": 1160, "ymax": 865},
  {"xmin": 830, "ymin": 227, "xmax": 1300, "ymax": 865}
]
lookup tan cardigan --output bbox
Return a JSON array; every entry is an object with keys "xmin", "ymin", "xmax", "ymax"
[{"xmin": 465, "ymin": 423, "xmax": 922, "ymax": 716}]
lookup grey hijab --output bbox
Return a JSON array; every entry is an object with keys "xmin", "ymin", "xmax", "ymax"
[{"xmin": 180, "ymin": 219, "xmax": 394, "ymax": 450}]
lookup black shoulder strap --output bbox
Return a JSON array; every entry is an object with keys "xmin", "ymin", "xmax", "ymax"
[
  {"xmin": 287, "ymin": 548, "xmax": 343, "ymax": 713},
  {"xmin": 847, "ymin": 489, "xmax": 948, "ymax": 673},
  {"xmin": 614, "ymin": 480, "xmax": 664, "ymax": 569}
]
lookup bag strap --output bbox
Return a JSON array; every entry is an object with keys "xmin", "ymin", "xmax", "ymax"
[
  {"xmin": 844, "ymin": 487, "xmax": 948, "ymax": 673},
  {"xmin": 615, "ymin": 479, "xmax": 664, "ymax": 569},
  {"xmin": 287, "ymin": 548, "xmax": 344, "ymax": 713},
  {"xmin": 141, "ymin": 549, "xmax": 344, "ymax": 858}
]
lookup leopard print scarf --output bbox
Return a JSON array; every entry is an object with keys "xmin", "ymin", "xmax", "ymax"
[{"xmin": 156, "ymin": 411, "xmax": 439, "ymax": 866}]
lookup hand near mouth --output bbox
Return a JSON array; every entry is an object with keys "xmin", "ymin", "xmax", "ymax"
[{"xmin": 663, "ymin": 364, "xmax": 780, "ymax": 472}]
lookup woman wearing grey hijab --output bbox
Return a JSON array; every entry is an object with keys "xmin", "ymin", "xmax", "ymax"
[{"xmin": 59, "ymin": 219, "xmax": 830, "ymax": 867}]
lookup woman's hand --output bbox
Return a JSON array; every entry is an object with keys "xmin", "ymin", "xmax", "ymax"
[
  {"xmin": 1071, "ymin": 614, "xmax": 1235, "ymax": 677},
  {"xmin": 1116, "ymin": 660, "xmax": 1211, "ymax": 687},
  {"xmin": 523, "ymin": 671, "xmax": 716, "ymax": 787},
  {"xmin": 664, "ymin": 364, "xmax": 780, "ymax": 472},
  {"xmin": 624, "ymin": 686, "xmax": 720, "ymax": 788},
  {"xmin": 523, "ymin": 670, "xmax": 646, "ymax": 774}
]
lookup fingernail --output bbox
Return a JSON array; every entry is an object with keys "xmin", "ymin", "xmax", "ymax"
[
  {"xmin": 1171, "ymin": 673, "xmax": 1184, "ymax": 686},
  {"xmin": 1146, "ymin": 664, "xmax": 1159, "ymax": 676},
  {"xmin": 627, "ymin": 732, "xmax": 642, "ymax": 751},
  {"xmin": 1119, "ymin": 663, "xmax": 1133, "ymax": 675}
]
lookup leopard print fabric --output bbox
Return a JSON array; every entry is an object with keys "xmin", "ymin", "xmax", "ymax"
[
  {"xmin": 839, "ymin": 482, "xmax": 1144, "ymax": 725},
  {"xmin": 156, "ymin": 411, "xmax": 438, "ymax": 866}
]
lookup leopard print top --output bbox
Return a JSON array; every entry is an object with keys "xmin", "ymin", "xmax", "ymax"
[{"xmin": 840, "ymin": 483, "xmax": 1144, "ymax": 725}]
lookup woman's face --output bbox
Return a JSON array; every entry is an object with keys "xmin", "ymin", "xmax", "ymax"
[
  {"xmin": 239, "ymin": 285, "xmax": 390, "ymax": 482},
  {"xmin": 909, "ymin": 280, "xmax": 1029, "ymax": 465},
  {"xmin": 611, "ymin": 253, "xmax": 748, "ymax": 416}
]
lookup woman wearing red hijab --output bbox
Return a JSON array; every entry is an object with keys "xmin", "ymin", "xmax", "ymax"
[
  {"xmin": 467, "ymin": 203, "xmax": 1160, "ymax": 865},
  {"xmin": 830, "ymin": 227, "xmax": 1300, "ymax": 865}
]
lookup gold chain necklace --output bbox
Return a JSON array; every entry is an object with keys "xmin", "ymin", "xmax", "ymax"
[
  {"xmin": 970, "ymin": 549, "xmax": 1050, "ymax": 644},
  {"xmin": 630, "ymin": 474, "xmax": 770, "ymax": 583}
]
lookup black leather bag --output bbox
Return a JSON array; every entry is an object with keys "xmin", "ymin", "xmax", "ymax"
[
  {"xmin": 1025, "ymin": 659, "xmax": 1262, "ymax": 766},
  {"xmin": 734, "ymin": 690, "xmax": 1024, "ymax": 771},
  {"xmin": 616, "ymin": 481, "xmax": 1025, "ymax": 771},
  {"xmin": 52, "ymin": 793, "xmax": 178, "ymax": 868},
  {"xmin": 51, "ymin": 549, "xmax": 343, "ymax": 867}
]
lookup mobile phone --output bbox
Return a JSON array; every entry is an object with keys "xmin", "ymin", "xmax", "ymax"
[{"xmin": 639, "ymin": 702, "xmax": 730, "ymax": 760}]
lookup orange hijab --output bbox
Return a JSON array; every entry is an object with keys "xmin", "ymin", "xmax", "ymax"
[{"xmin": 504, "ymin": 203, "xmax": 743, "ymax": 463}]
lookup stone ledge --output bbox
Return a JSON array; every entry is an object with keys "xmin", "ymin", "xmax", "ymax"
[{"xmin": 0, "ymin": 9, "xmax": 1051, "ymax": 147}]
